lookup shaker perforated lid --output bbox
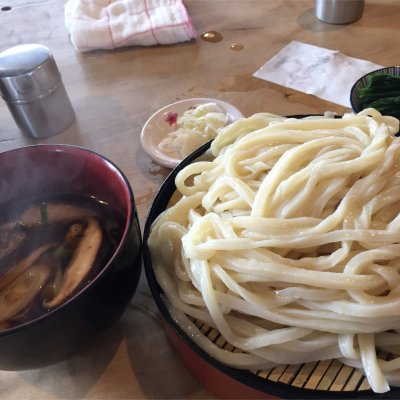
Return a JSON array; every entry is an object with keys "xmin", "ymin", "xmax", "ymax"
[{"xmin": 0, "ymin": 44, "xmax": 60, "ymax": 102}]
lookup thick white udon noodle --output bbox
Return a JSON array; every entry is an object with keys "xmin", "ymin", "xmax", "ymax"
[{"xmin": 148, "ymin": 109, "xmax": 400, "ymax": 393}]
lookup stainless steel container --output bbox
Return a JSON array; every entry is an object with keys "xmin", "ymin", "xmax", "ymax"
[
  {"xmin": 315, "ymin": 0, "xmax": 365, "ymax": 24},
  {"xmin": 0, "ymin": 44, "xmax": 75, "ymax": 139}
]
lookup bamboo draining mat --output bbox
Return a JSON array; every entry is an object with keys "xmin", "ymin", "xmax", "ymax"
[{"xmin": 192, "ymin": 318, "xmax": 371, "ymax": 393}]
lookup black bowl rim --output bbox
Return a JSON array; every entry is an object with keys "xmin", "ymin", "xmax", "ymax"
[
  {"xmin": 0, "ymin": 143, "xmax": 140, "ymax": 337},
  {"xmin": 350, "ymin": 65, "xmax": 400, "ymax": 113},
  {"xmin": 143, "ymin": 116, "xmax": 400, "ymax": 399}
]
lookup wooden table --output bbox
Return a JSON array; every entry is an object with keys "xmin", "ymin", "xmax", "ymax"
[{"xmin": 0, "ymin": 0, "xmax": 399, "ymax": 398}]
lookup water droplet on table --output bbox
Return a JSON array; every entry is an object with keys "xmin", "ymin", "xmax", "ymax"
[
  {"xmin": 230, "ymin": 43, "xmax": 244, "ymax": 51},
  {"xmin": 200, "ymin": 31, "xmax": 223, "ymax": 43}
]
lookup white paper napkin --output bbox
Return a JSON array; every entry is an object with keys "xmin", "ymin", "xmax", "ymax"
[
  {"xmin": 253, "ymin": 41, "xmax": 383, "ymax": 108},
  {"xmin": 64, "ymin": 0, "xmax": 197, "ymax": 53}
]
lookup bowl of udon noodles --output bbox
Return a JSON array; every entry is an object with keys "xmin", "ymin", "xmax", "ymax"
[
  {"xmin": 143, "ymin": 108, "xmax": 400, "ymax": 399},
  {"xmin": 0, "ymin": 144, "xmax": 142, "ymax": 370}
]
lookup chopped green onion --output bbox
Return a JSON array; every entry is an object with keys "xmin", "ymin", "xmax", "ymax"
[{"xmin": 40, "ymin": 202, "xmax": 48, "ymax": 226}]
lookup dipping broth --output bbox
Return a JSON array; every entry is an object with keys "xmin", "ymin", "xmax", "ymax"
[{"xmin": 0, "ymin": 194, "xmax": 125, "ymax": 330}]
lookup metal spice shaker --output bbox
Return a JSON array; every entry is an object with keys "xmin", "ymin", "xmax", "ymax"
[
  {"xmin": 0, "ymin": 44, "xmax": 75, "ymax": 139},
  {"xmin": 315, "ymin": 0, "xmax": 365, "ymax": 24}
]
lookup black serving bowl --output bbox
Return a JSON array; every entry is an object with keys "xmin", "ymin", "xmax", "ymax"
[
  {"xmin": 0, "ymin": 144, "xmax": 142, "ymax": 370},
  {"xmin": 143, "ymin": 137, "xmax": 400, "ymax": 399},
  {"xmin": 350, "ymin": 66, "xmax": 400, "ymax": 115}
]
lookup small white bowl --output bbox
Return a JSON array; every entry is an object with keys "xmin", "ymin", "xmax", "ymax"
[{"xmin": 140, "ymin": 98, "xmax": 244, "ymax": 169}]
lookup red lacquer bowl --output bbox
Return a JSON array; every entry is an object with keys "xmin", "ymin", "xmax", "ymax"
[
  {"xmin": 0, "ymin": 144, "xmax": 142, "ymax": 370},
  {"xmin": 143, "ymin": 139, "xmax": 400, "ymax": 400}
]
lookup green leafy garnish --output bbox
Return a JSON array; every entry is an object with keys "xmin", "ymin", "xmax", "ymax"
[{"xmin": 358, "ymin": 73, "xmax": 400, "ymax": 119}]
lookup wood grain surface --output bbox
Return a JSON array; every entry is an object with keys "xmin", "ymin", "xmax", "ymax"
[{"xmin": 0, "ymin": 0, "xmax": 399, "ymax": 398}]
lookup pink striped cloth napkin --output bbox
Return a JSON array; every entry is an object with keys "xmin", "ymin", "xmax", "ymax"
[{"xmin": 64, "ymin": 0, "xmax": 197, "ymax": 53}]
